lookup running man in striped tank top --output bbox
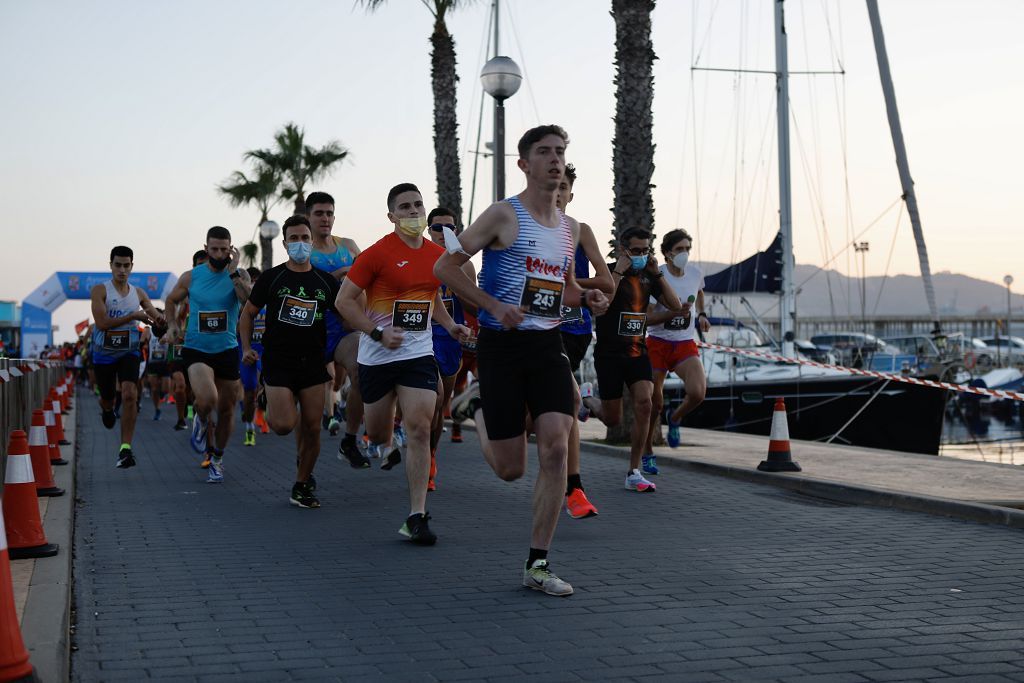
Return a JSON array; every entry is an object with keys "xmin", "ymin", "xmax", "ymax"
[{"xmin": 437, "ymin": 125, "xmax": 610, "ymax": 596}]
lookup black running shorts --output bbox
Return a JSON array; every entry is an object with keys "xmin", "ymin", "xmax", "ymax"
[
  {"xmin": 476, "ymin": 327, "xmax": 575, "ymax": 440},
  {"xmin": 181, "ymin": 347, "xmax": 241, "ymax": 382},
  {"xmin": 262, "ymin": 350, "xmax": 331, "ymax": 395},
  {"xmin": 94, "ymin": 354, "xmax": 142, "ymax": 401},
  {"xmin": 560, "ymin": 331, "xmax": 592, "ymax": 375},
  {"xmin": 594, "ymin": 353, "xmax": 653, "ymax": 400},
  {"xmin": 358, "ymin": 356, "xmax": 439, "ymax": 405}
]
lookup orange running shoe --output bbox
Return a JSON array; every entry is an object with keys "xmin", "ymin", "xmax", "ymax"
[
  {"xmin": 427, "ymin": 450, "xmax": 437, "ymax": 491},
  {"xmin": 450, "ymin": 423, "xmax": 463, "ymax": 443},
  {"xmin": 565, "ymin": 488, "xmax": 598, "ymax": 519}
]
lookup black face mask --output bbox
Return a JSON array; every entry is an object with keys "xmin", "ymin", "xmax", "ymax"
[{"xmin": 207, "ymin": 254, "xmax": 231, "ymax": 271}]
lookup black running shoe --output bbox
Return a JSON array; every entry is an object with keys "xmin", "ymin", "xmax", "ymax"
[
  {"xmin": 173, "ymin": 419, "xmax": 188, "ymax": 431},
  {"xmin": 380, "ymin": 448, "xmax": 402, "ymax": 471},
  {"xmin": 338, "ymin": 440, "xmax": 371, "ymax": 469},
  {"xmin": 115, "ymin": 448, "xmax": 136, "ymax": 469},
  {"xmin": 398, "ymin": 513, "xmax": 437, "ymax": 545},
  {"xmin": 290, "ymin": 481, "xmax": 320, "ymax": 509},
  {"xmin": 101, "ymin": 410, "xmax": 117, "ymax": 430}
]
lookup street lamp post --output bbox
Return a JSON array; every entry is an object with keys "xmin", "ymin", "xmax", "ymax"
[
  {"xmin": 854, "ymin": 241, "xmax": 870, "ymax": 331},
  {"xmin": 480, "ymin": 56, "xmax": 522, "ymax": 203},
  {"xmin": 259, "ymin": 220, "xmax": 280, "ymax": 271}
]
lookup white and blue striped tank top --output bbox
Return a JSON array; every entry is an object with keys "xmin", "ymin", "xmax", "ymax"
[
  {"xmin": 478, "ymin": 196, "xmax": 575, "ymax": 332},
  {"xmin": 91, "ymin": 281, "xmax": 142, "ymax": 364}
]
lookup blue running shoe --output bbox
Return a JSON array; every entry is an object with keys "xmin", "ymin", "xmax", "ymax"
[
  {"xmin": 190, "ymin": 416, "xmax": 208, "ymax": 454},
  {"xmin": 667, "ymin": 422, "xmax": 681, "ymax": 449},
  {"xmin": 153, "ymin": 408, "xmax": 161, "ymax": 421},
  {"xmin": 206, "ymin": 456, "xmax": 223, "ymax": 483},
  {"xmin": 641, "ymin": 454, "xmax": 659, "ymax": 476},
  {"xmin": 393, "ymin": 424, "xmax": 407, "ymax": 448}
]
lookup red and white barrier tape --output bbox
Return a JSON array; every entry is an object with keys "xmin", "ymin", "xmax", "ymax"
[{"xmin": 695, "ymin": 341, "xmax": 1024, "ymax": 403}]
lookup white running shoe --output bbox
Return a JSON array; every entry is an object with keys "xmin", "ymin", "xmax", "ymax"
[
  {"xmin": 523, "ymin": 559, "xmax": 573, "ymax": 596},
  {"xmin": 625, "ymin": 469, "xmax": 656, "ymax": 493}
]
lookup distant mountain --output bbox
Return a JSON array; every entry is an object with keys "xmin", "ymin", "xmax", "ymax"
[{"xmin": 699, "ymin": 262, "xmax": 1022, "ymax": 317}]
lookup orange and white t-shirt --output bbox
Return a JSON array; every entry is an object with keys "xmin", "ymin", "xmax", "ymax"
[{"xmin": 347, "ymin": 232, "xmax": 444, "ymax": 366}]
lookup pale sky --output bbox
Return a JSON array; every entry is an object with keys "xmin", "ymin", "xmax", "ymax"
[{"xmin": 1, "ymin": 0, "xmax": 1021, "ymax": 343}]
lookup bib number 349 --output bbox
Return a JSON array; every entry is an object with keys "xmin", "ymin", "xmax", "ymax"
[{"xmin": 392, "ymin": 300, "xmax": 430, "ymax": 331}]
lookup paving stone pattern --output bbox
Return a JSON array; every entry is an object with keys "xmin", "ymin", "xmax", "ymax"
[{"xmin": 72, "ymin": 396, "xmax": 1024, "ymax": 682}]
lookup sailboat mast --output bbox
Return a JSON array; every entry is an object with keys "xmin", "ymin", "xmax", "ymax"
[
  {"xmin": 865, "ymin": 0, "xmax": 940, "ymax": 333},
  {"xmin": 774, "ymin": 0, "xmax": 796, "ymax": 358}
]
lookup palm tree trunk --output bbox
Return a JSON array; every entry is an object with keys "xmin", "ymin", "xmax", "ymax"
[
  {"xmin": 608, "ymin": 0, "xmax": 657, "ymax": 443},
  {"xmin": 294, "ymin": 195, "xmax": 305, "ymax": 216},
  {"xmin": 430, "ymin": 18, "xmax": 464, "ymax": 225},
  {"xmin": 260, "ymin": 235, "xmax": 273, "ymax": 271}
]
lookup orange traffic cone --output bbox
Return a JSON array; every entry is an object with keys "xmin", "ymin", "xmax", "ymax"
[
  {"xmin": 43, "ymin": 406, "xmax": 68, "ymax": 467},
  {"xmin": 57, "ymin": 381, "xmax": 70, "ymax": 413},
  {"xmin": 2, "ymin": 431, "xmax": 59, "ymax": 560},
  {"xmin": 29, "ymin": 410, "xmax": 63, "ymax": 498},
  {"xmin": 0, "ymin": 513, "xmax": 34, "ymax": 682},
  {"xmin": 757, "ymin": 397, "xmax": 802, "ymax": 472},
  {"xmin": 49, "ymin": 389, "xmax": 70, "ymax": 445}
]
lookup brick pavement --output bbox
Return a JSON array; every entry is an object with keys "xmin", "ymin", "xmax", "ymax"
[{"xmin": 71, "ymin": 400, "xmax": 1024, "ymax": 682}]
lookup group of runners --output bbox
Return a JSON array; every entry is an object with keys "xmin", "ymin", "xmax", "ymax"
[{"xmin": 86, "ymin": 124, "xmax": 710, "ymax": 596}]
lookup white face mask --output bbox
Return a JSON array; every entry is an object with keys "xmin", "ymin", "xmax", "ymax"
[{"xmin": 672, "ymin": 252, "xmax": 689, "ymax": 270}]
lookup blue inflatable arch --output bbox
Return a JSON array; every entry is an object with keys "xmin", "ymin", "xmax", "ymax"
[{"xmin": 21, "ymin": 272, "xmax": 177, "ymax": 356}]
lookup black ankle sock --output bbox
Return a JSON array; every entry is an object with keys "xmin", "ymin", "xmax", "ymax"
[
  {"xmin": 527, "ymin": 548, "xmax": 547, "ymax": 568},
  {"xmin": 566, "ymin": 474, "xmax": 583, "ymax": 495},
  {"xmin": 342, "ymin": 433, "xmax": 356, "ymax": 445}
]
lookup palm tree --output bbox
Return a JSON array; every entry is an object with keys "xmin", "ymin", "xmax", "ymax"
[
  {"xmin": 359, "ymin": 0, "xmax": 470, "ymax": 225},
  {"xmin": 610, "ymin": 0, "xmax": 657, "ymax": 247},
  {"xmin": 246, "ymin": 123, "xmax": 349, "ymax": 216},
  {"xmin": 609, "ymin": 0, "xmax": 658, "ymax": 444},
  {"xmin": 217, "ymin": 164, "xmax": 282, "ymax": 271}
]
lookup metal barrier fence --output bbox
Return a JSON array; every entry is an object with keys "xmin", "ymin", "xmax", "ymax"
[{"xmin": 0, "ymin": 358, "xmax": 65, "ymax": 474}]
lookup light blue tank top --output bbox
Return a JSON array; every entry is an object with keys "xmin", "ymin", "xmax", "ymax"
[
  {"xmin": 91, "ymin": 281, "xmax": 142, "ymax": 364},
  {"xmin": 310, "ymin": 239, "xmax": 353, "ymax": 335},
  {"xmin": 478, "ymin": 196, "xmax": 575, "ymax": 332},
  {"xmin": 184, "ymin": 265, "xmax": 239, "ymax": 353}
]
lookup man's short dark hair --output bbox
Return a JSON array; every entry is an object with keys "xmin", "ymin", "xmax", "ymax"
[
  {"xmin": 564, "ymin": 163, "xmax": 577, "ymax": 186},
  {"xmin": 304, "ymin": 192, "xmax": 335, "ymax": 214},
  {"xmin": 517, "ymin": 124, "xmax": 569, "ymax": 159},
  {"xmin": 619, "ymin": 228, "xmax": 652, "ymax": 245},
  {"xmin": 387, "ymin": 183, "xmax": 420, "ymax": 212},
  {"xmin": 192, "ymin": 250, "xmax": 208, "ymax": 267},
  {"xmin": 282, "ymin": 214, "xmax": 312, "ymax": 239},
  {"xmin": 246, "ymin": 266, "xmax": 262, "ymax": 281},
  {"xmin": 109, "ymin": 246, "xmax": 133, "ymax": 262},
  {"xmin": 206, "ymin": 226, "xmax": 231, "ymax": 243},
  {"xmin": 661, "ymin": 229, "xmax": 693, "ymax": 256},
  {"xmin": 427, "ymin": 207, "xmax": 456, "ymax": 225}
]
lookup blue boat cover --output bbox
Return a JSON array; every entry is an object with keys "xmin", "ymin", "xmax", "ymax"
[{"xmin": 703, "ymin": 232, "xmax": 783, "ymax": 294}]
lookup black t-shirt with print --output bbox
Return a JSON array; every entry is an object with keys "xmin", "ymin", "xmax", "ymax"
[
  {"xmin": 247, "ymin": 264, "xmax": 341, "ymax": 361},
  {"xmin": 594, "ymin": 263, "xmax": 664, "ymax": 359}
]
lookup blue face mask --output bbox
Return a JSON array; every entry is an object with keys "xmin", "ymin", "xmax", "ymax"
[
  {"xmin": 630, "ymin": 254, "xmax": 649, "ymax": 270},
  {"xmin": 286, "ymin": 241, "xmax": 313, "ymax": 264}
]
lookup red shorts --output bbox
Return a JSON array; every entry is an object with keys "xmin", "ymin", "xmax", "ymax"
[{"xmin": 648, "ymin": 336, "xmax": 699, "ymax": 372}]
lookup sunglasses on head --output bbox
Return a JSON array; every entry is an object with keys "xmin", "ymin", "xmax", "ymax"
[{"xmin": 429, "ymin": 223, "xmax": 456, "ymax": 232}]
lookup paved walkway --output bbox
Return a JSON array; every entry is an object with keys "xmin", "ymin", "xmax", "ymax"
[{"xmin": 70, "ymin": 401, "xmax": 1024, "ymax": 682}]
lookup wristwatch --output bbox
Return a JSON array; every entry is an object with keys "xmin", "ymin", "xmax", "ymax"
[
  {"xmin": 370, "ymin": 327, "xmax": 384, "ymax": 342},
  {"xmin": 698, "ymin": 312, "xmax": 708, "ymax": 319},
  {"xmin": 229, "ymin": 270, "xmax": 241, "ymax": 280}
]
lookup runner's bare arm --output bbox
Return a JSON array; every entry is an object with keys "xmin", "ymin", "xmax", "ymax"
[
  {"xmin": 238, "ymin": 301, "xmax": 259, "ymax": 364},
  {"xmin": 433, "ymin": 202, "xmax": 516, "ymax": 318},
  {"xmin": 90, "ymin": 284, "xmax": 147, "ymax": 331},
  {"xmin": 336, "ymin": 280, "xmax": 404, "ymax": 349},
  {"xmin": 162, "ymin": 271, "xmax": 192, "ymax": 338},
  {"xmin": 137, "ymin": 290, "xmax": 162, "ymax": 323},
  {"xmin": 456, "ymin": 260, "xmax": 479, "ymax": 317},
  {"xmin": 576, "ymin": 222, "xmax": 615, "ymax": 295},
  {"xmin": 230, "ymin": 267, "xmax": 252, "ymax": 303},
  {"xmin": 696, "ymin": 290, "xmax": 710, "ymax": 332}
]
